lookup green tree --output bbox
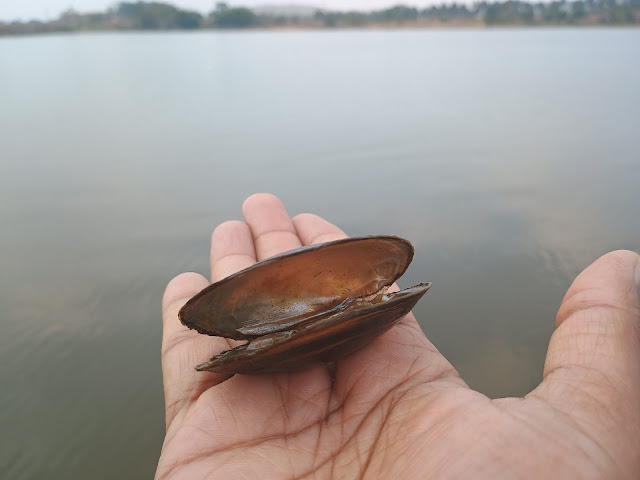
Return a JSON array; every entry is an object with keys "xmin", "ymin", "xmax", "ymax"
[
  {"xmin": 116, "ymin": 2, "xmax": 202, "ymax": 29},
  {"xmin": 314, "ymin": 11, "xmax": 339, "ymax": 27},
  {"xmin": 374, "ymin": 5, "xmax": 419, "ymax": 22},
  {"xmin": 211, "ymin": 7, "xmax": 258, "ymax": 28},
  {"xmin": 541, "ymin": 1, "xmax": 569, "ymax": 22},
  {"xmin": 343, "ymin": 11, "xmax": 368, "ymax": 26},
  {"xmin": 570, "ymin": 1, "xmax": 587, "ymax": 21},
  {"xmin": 484, "ymin": 2, "xmax": 525, "ymax": 24},
  {"xmin": 604, "ymin": 4, "xmax": 637, "ymax": 22}
]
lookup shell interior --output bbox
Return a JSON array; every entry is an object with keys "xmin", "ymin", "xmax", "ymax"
[
  {"xmin": 177, "ymin": 235, "xmax": 431, "ymax": 374},
  {"xmin": 179, "ymin": 236, "xmax": 415, "ymax": 340}
]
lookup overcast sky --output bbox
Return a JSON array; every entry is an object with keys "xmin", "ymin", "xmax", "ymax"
[{"xmin": 1, "ymin": 1, "xmax": 444, "ymax": 22}]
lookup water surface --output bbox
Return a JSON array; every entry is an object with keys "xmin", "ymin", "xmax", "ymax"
[{"xmin": 1, "ymin": 29, "xmax": 639, "ymax": 479}]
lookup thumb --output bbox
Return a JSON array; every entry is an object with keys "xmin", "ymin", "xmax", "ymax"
[{"xmin": 533, "ymin": 250, "xmax": 640, "ymax": 430}]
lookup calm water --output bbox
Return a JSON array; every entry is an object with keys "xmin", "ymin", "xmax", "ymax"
[{"xmin": 1, "ymin": 29, "xmax": 639, "ymax": 478}]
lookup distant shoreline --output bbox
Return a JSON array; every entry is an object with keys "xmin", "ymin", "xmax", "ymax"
[
  {"xmin": 3, "ymin": 23, "xmax": 640, "ymax": 38},
  {"xmin": 1, "ymin": 1, "xmax": 638, "ymax": 37}
]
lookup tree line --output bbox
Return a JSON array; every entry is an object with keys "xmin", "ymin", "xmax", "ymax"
[{"xmin": 1, "ymin": 0, "xmax": 638, "ymax": 35}]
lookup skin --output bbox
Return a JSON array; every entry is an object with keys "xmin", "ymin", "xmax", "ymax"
[{"xmin": 157, "ymin": 193, "xmax": 640, "ymax": 479}]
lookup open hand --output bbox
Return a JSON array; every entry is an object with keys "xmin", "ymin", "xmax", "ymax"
[{"xmin": 157, "ymin": 193, "xmax": 640, "ymax": 479}]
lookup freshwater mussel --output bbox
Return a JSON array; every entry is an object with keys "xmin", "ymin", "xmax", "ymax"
[{"xmin": 179, "ymin": 235, "xmax": 431, "ymax": 375}]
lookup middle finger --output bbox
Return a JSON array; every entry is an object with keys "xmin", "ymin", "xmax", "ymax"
[{"xmin": 242, "ymin": 193, "xmax": 302, "ymax": 260}]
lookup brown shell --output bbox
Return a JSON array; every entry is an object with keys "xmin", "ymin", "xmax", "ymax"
[{"xmin": 179, "ymin": 235, "xmax": 431, "ymax": 375}]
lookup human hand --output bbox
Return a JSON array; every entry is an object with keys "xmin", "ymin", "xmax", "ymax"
[{"xmin": 157, "ymin": 193, "xmax": 640, "ymax": 479}]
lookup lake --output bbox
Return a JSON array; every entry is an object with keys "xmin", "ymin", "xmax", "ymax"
[{"xmin": 1, "ymin": 28, "xmax": 639, "ymax": 479}]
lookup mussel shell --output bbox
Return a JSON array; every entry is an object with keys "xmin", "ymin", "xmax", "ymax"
[
  {"xmin": 178, "ymin": 235, "xmax": 431, "ymax": 375},
  {"xmin": 195, "ymin": 283, "xmax": 431, "ymax": 375},
  {"xmin": 179, "ymin": 236, "xmax": 415, "ymax": 340}
]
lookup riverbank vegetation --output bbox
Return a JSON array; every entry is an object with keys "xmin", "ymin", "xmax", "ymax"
[{"xmin": 1, "ymin": 0, "xmax": 638, "ymax": 35}]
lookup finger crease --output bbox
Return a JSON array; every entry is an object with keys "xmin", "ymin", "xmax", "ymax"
[
  {"xmin": 253, "ymin": 229, "xmax": 299, "ymax": 248},
  {"xmin": 212, "ymin": 252, "xmax": 256, "ymax": 266}
]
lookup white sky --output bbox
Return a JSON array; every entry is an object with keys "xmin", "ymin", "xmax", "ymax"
[{"xmin": 1, "ymin": 1, "xmax": 445, "ymax": 22}]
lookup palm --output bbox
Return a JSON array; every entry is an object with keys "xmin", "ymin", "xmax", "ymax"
[{"xmin": 157, "ymin": 194, "xmax": 640, "ymax": 479}]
